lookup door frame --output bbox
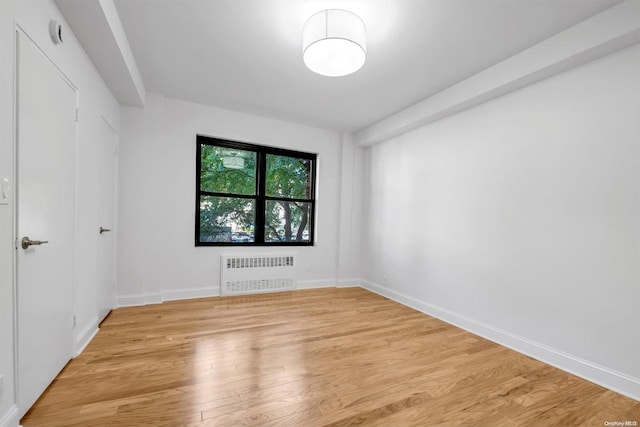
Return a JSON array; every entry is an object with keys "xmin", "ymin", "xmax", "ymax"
[{"xmin": 12, "ymin": 25, "xmax": 79, "ymax": 416}]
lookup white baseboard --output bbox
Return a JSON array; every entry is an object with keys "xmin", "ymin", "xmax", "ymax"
[
  {"xmin": 0, "ymin": 405, "xmax": 19, "ymax": 427},
  {"xmin": 116, "ymin": 294, "xmax": 146, "ymax": 307},
  {"xmin": 74, "ymin": 315, "xmax": 99, "ymax": 357},
  {"xmin": 144, "ymin": 293, "xmax": 162, "ymax": 305},
  {"xmin": 361, "ymin": 280, "xmax": 640, "ymax": 401},
  {"xmin": 116, "ymin": 293, "xmax": 163, "ymax": 307},
  {"xmin": 117, "ymin": 281, "xmax": 372, "ymax": 307},
  {"xmin": 118, "ymin": 287, "xmax": 221, "ymax": 307},
  {"xmin": 118, "ymin": 281, "xmax": 351, "ymax": 306},
  {"xmin": 162, "ymin": 287, "xmax": 220, "ymax": 301},
  {"xmin": 296, "ymin": 279, "xmax": 336, "ymax": 289},
  {"xmin": 337, "ymin": 279, "xmax": 360, "ymax": 288}
]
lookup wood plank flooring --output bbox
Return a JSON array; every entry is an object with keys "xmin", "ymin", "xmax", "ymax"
[{"xmin": 21, "ymin": 288, "xmax": 639, "ymax": 426}]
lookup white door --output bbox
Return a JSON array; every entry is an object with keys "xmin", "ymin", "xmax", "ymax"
[
  {"xmin": 16, "ymin": 32, "xmax": 77, "ymax": 417},
  {"xmin": 96, "ymin": 117, "xmax": 117, "ymax": 322}
]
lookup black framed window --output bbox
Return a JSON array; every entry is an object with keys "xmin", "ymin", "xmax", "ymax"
[{"xmin": 196, "ymin": 135, "xmax": 316, "ymax": 246}]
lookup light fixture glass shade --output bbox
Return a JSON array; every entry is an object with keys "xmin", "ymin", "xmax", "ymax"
[
  {"xmin": 222, "ymin": 156, "xmax": 244, "ymax": 169},
  {"xmin": 303, "ymin": 9, "xmax": 366, "ymax": 77}
]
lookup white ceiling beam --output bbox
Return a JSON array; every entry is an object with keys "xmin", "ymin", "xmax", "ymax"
[
  {"xmin": 98, "ymin": 0, "xmax": 145, "ymax": 107},
  {"xmin": 355, "ymin": 0, "xmax": 640, "ymax": 147},
  {"xmin": 55, "ymin": 0, "xmax": 146, "ymax": 107}
]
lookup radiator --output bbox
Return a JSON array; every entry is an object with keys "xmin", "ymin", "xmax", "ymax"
[{"xmin": 220, "ymin": 254, "xmax": 297, "ymax": 296}]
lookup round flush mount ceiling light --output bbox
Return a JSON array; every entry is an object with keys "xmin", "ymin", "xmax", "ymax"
[{"xmin": 303, "ymin": 9, "xmax": 366, "ymax": 77}]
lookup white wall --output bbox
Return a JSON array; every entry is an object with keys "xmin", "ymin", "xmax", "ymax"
[
  {"xmin": 117, "ymin": 94, "xmax": 358, "ymax": 304},
  {"xmin": 0, "ymin": 1, "xmax": 119, "ymax": 424},
  {"xmin": 361, "ymin": 44, "xmax": 640, "ymax": 399},
  {"xmin": 337, "ymin": 132, "xmax": 365, "ymax": 286}
]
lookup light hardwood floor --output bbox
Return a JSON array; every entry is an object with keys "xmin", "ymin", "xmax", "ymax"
[{"xmin": 22, "ymin": 288, "xmax": 639, "ymax": 426}]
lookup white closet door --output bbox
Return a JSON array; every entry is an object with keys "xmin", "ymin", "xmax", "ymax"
[
  {"xmin": 16, "ymin": 31, "xmax": 76, "ymax": 417},
  {"xmin": 96, "ymin": 116, "xmax": 117, "ymax": 323}
]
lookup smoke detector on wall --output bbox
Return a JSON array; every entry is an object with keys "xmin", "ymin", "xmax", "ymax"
[{"xmin": 49, "ymin": 20, "xmax": 63, "ymax": 45}]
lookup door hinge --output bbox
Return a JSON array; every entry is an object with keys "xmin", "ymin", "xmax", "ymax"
[
  {"xmin": 73, "ymin": 315, "xmax": 76, "ymax": 328},
  {"xmin": 75, "ymin": 108, "xmax": 79, "ymax": 122}
]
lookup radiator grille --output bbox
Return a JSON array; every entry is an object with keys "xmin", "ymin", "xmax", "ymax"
[
  {"xmin": 221, "ymin": 254, "xmax": 296, "ymax": 296},
  {"xmin": 225, "ymin": 256, "xmax": 294, "ymax": 269}
]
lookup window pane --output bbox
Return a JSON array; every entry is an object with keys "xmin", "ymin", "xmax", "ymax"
[
  {"xmin": 265, "ymin": 200, "xmax": 312, "ymax": 242},
  {"xmin": 265, "ymin": 154, "xmax": 312, "ymax": 199},
  {"xmin": 200, "ymin": 145, "xmax": 256, "ymax": 195},
  {"xmin": 199, "ymin": 196, "xmax": 255, "ymax": 243}
]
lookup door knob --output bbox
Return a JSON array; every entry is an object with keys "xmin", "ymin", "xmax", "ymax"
[
  {"xmin": 99, "ymin": 227, "xmax": 111, "ymax": 234},
  {"xmin": 21, "ymin": 236, "xmax": 49, "ymax": 249}
]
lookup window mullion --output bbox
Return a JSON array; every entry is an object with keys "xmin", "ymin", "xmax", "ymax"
[
  {"xmin": 264, "ymin": 196, "xmax": 313, "ymax": 204},
  {"xmin": 255, "ymin": 151, "xmax": 266, "ymax": 243},
  {"xmin": 200, "ymin": 191, "xmax": 256, "ymax": 199}
]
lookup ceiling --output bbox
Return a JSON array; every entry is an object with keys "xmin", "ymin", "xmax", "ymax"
[{"xmin": 58, "ymin": 0, "xmax": 623, "ymax": 132}]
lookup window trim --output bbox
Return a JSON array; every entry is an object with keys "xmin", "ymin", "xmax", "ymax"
[{"xmin": 195, "ymin": 135, "xmax": 317, "ymax": 246}]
